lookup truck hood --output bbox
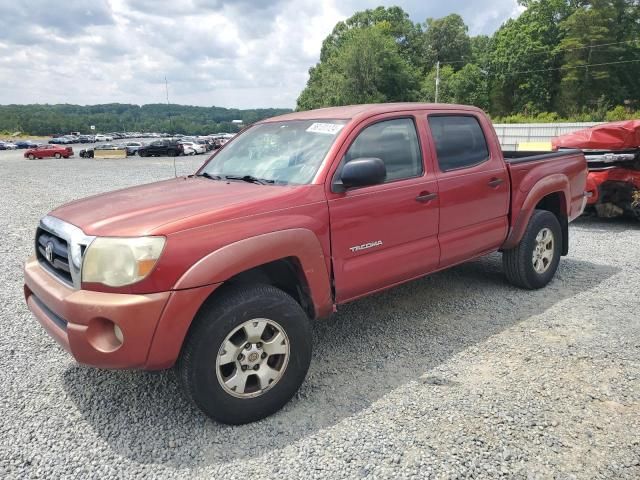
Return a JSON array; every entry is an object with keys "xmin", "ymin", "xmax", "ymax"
[{"xmin": 50, "ymin": 177, "xmax": 316, "ymax": 236}]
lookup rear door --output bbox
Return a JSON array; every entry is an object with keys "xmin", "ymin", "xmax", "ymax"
[
  {"xmin": 426, "ymin": 113, "xmax": 510, "ymax": 266},
  {"xmin": 328, "ymin": 113, "xmax": 440, "ymax": 303}
]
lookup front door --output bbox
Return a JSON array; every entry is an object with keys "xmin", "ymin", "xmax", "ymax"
[{"xmin": 328, "ymin": 115, "xmax": 440, "ymax": 303}]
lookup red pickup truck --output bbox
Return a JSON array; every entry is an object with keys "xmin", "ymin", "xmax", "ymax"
[{"xmin": 24, "ymin": 103, "xmax": 588, "ymax": 424}]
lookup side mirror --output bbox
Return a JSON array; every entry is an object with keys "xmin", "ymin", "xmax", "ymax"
[{"xmin": 338, "ymin": 157, "xmax": 386, "ymax": 190}]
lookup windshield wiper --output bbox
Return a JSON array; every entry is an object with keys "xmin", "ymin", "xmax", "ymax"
[
  {"xmin": 224, "ymin": 174, "xmax": 274, "ymax": 185},
  {"xmin": 197, "ymin": 172, "xmax": 222, "ymax": 180}
]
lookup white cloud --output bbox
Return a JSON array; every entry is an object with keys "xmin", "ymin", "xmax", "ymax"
[{"xmin": 0, "ymin": 0, "xmax": 521, "ymax": 108}]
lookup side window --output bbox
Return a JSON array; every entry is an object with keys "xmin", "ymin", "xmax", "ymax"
[
  {"xmin": 344, "ymin": 118, "xmax": 422, "ymax": 182},
  {"xmin": 428, "ymin": 115, "xmax": 489, "ymax": 171}
]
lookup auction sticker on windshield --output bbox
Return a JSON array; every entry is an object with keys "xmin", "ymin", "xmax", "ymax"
[{"xmin": 306, "ymin": 123, "xmax": 344, "ymax": 135}]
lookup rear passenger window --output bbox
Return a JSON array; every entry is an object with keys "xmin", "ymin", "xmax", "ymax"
[
  {"xmin": 344, "ymin": 118, "xmax": 422, "ymax": 182},
  {"xmin": 428, "ymin": 115, "xmax": 489, "ymax": 171}
]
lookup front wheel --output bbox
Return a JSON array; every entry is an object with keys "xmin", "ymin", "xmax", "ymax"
[
  {"xmin": 28, "ymin": 154, "xmax": 35, "ymax": 160},
  {"xmin": 177, "ymin": 284, "xmax": 312, "ymax": 424},
  {"xmin": 503, "ymin": 209, "xmax": 562, "ymax": 289}
]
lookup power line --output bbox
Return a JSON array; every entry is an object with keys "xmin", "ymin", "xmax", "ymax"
[
  {"xmin": 498, "ymin": 58, "xmax": 640, "ymax": 76},
  {"xmin": 526, "ymin": 38, "xmax": 639, "ymax": 54},
  {"xmin": 438, "ymin": 38, "xmax": 640, "ymax": 66}
]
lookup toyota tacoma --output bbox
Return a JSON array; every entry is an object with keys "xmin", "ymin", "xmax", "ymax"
[{"xmin": 24, "ymin": 103, "xmax": 588, "ymax": 424}]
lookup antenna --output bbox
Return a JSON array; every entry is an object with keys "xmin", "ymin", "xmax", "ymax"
[{"xmin": 165, "ymin": 76, "xmax": 177, "ymax": 178}]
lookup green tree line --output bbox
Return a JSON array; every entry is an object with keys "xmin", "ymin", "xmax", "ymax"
[
  {"xmin": 0, "ymin": 103, "xmax": 291, "ymax": 136},
  {"xmin": 297, "ymin": 0, "xmax": 640, "ymax": 121}
]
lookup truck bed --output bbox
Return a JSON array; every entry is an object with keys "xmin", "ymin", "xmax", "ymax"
[
  {"xmin": 503, "ymin": 148, "xmax": 588, "ymax": 227},
  {"xmin": 502, "ymin": 149, "xmax": 583, "ymax": 164}
]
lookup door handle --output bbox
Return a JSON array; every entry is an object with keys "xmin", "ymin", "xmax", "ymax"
[
  {"xmin": 488, "ymin": 178, "xmax": 504, "ymax": 188},
  {"xmin": 416, "ymin": 192, "xmax": 438, "ymax": 203}
]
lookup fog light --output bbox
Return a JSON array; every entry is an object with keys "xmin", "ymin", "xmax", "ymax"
[
  {"xmin": 86, "ymin": 318, "xmax": 123, "ymax": 353},
  {"xmin": 114, "ymin": 324, "xmax": 124, "ymax": 344}
]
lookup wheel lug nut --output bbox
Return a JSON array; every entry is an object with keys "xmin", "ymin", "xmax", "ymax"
[
  {"xmin": 261, "ymin": 352, "xmax": 267, "ymax": 359},
  {"xmin": 253, "ymin": 365, "xmax": 259, "ymax": 370},
  {"xmin": 237, "ymin": 354, "xmax": 243, "ymax": 361},
  {"xmin": 256, "ymin": 342, "xmax": 262, "ymax": 348},
  {"xmin": 245, "ymin": 343, "xmax": 251, "ymax": 349},
  {"xmin": 241, "ymin": 365, "xmax": 248, "ymax": 371}
]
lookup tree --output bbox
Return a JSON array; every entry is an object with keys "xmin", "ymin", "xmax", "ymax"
[
  {"xmin": 297, "ymin": 24, "xmax": 419, "ymax": 110},
  {"xmin": 470, "ymin": 35, "xmax": 492, "ymax": 67},
  {"xmin": 420, "ymin": 64, "xmax": 489, "ymax": 110},
  {"xmin": 0, "ymin": 104, "xmax": 291, "ymax": 135},
  {"xmin": 489, "ymin": 0, "xmax": 574, "ymax": 115},
  {"xmin": 422, "ymin": 14, "xmax": 472, "ymax": 69},
  {"xmin": 319, "ymin": 6, "xmax": 422, "ymax": 65},
  {"xmin": 557, "ymin": 0, "xmax": 640, "ymax": 113},
  {"xmin": 420, "ymin": 65, "xmax": 456, "ymax": 103}
]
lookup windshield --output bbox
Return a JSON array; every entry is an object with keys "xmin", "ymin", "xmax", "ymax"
[{"xmin": 200, "ymin": 119, "xmax": 347, "ymax": 185}]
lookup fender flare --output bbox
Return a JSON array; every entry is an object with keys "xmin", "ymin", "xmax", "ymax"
[
  {"xmin": 174, "ymin": 228, "xmax": 333, "ymax": 318},
  {"xmin": 502, "ymin": 174, "xmax": 570, "ymax": 251}
]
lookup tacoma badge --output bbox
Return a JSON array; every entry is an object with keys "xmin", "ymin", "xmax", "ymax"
[{"xmin": 350, "ymin": 240, "xmax": 383, "ymax": 253}]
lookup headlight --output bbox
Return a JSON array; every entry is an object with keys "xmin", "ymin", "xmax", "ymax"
[{"xmin": 82, "ymin": 237, "xmax": 165, "ymax": 287}]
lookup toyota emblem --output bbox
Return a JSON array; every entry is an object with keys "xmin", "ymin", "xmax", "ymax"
[{"xmin": 45, "ymin": 242, "xmax": 54, "ymax": 263}]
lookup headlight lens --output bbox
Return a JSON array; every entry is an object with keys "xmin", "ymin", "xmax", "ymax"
[{"xmin": 82, "ymin": 237, "xmax": 165, "ymax": 287}]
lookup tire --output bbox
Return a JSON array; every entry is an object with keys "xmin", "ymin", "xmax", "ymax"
[
  {"xmin": 138, "ymin": 151, "xmax": 146, "ymax": 157},
  {"xmin": 168, "ymin": 150, "xmax": 177, "ymax": 157},
  {"xmin": 28, "ymin": 154, "xmax": 35, "ymax": 160},
  {"xmin": 502, "ymin": 209, "xmax": 562, "ymax": 289},
  {"xmin": 54, "ymin": 153, "xmax": 61, "ymax": 159},
  {"xmin": 177, "ymin": 284, "xmax": 312, "ymax": 424}
]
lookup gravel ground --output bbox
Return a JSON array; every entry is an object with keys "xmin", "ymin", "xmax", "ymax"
[{"xmin": 0, "ymin": 149, "xmax": 638, "ymax": 479}]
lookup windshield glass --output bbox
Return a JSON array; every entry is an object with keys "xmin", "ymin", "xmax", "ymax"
[{"xmin": 200, "ymin": 119, "xmax": 347, "ymax": 185}]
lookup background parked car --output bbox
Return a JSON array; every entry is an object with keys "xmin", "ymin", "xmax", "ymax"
[
  {"xmin": 137, "ymin": 139, "xmax": 184, "ymax": 157},
  {"xmin": 0, "ymin": 141, "xmax": 18, "ymax": 150},
  {"xmin": 179, "ymin": 141, "xmax": 206, "ymax": 155},
  {"xmin": 124, "ymin": 141, "xmax": 144, "ymax": 156},
  {"xmin": 15, "ymin": 140, "xmax": 41, "ymax": 149},
  {"xmin": 197, "ymin": 139, "xmax": 214, "ymax": 151},
  {"xmin": 24, "ymin": 144, "xmax": 73, "ymax": 159},
  {"xmin": 49, "ymin": 137, "xmax": 71, "ymax": 145},
  {"xmin": 94, "ymin": 134, "xmax": 113, "ymax": 142},
  {"xmin": 78, "ymin": 135, "xmax": 94, "ymax": 143},
  {"xmin": 79, "ymin": 144, "xmax": 122, "ymax": 158}
]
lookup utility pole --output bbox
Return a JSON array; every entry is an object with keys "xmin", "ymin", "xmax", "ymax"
[
  {"xmin": 165, "ymin": 75, "xmax": 177, "ymax": 178},
  {"xmin": 435, "ymin": 60, "xmax": 440, "ymax": 103},
  {"xmin": 165, "ymin": 76, "xmax": 172, "ymax": 133}
]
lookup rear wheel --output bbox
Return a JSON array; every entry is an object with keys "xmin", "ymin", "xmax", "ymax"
[
  {"xmin": 503, "ymin": 209, "xmax": 562, "ymax": 289},
  {"xmin": 54, "ymin": 153, "xmax": 61, "ymax": 159},
  {"xmin": 177, "ymin": 284, "xmax": 312, "ymax": 424}
]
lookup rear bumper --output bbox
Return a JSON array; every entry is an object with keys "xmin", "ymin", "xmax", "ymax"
[{"xmin": 24, "ymin": 256, "xmax": 219, "ymax": 370}]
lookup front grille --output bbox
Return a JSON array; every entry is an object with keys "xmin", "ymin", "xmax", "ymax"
[{"xmin": 36, "ymin": 227, "xmax": 73, "ymax": 285}]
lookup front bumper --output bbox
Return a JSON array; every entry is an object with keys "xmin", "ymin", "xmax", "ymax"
[{"xmin": 24, "ymin": 256, "xmax": 219, "ymax": 370}]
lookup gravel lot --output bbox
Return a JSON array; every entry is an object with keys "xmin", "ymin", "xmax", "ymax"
[{"xmin": 0, "ymin": 149, "xmax": 638, "ymax": 479}]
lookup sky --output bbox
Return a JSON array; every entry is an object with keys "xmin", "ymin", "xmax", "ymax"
[{"xmin": 0, "ymin": 0, "xmax": 524, "ymax": 109}]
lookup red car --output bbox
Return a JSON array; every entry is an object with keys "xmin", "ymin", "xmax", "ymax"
[
  {"xmin": 24, "ymin": 144, "xmax": 74, "ymax": 159},
  {"xmin": 24, "ymin": 103, "xmax": 587, "ymax": 424},
  {"xmin": 553, "ymin": 120, "xmax": 640, "ymax": 219}
]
